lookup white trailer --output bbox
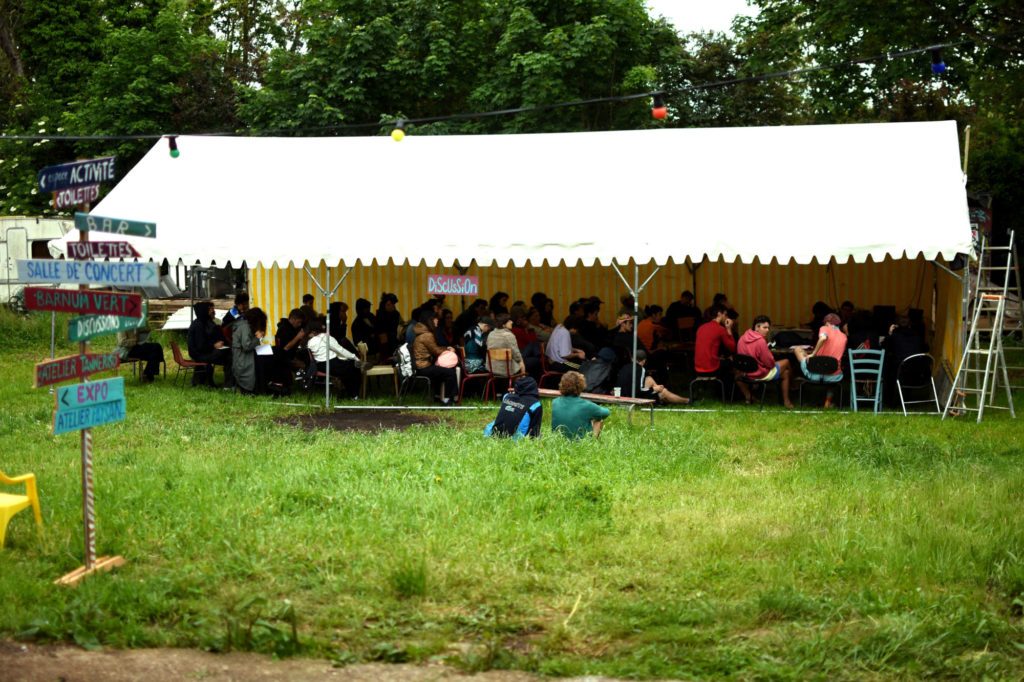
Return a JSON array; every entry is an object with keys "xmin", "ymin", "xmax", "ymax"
[{"xmin": 1, "ymin": 216, "xmax": 73, "ymax": 306}]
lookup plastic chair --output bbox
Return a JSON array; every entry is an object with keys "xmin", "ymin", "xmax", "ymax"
[
  {"xmin": 484, "ymin": 348, "xmax": 526, "ymax": 402},
  {"xmin": 896, "ymin": 352, "xmax": 940, "ymax": 415},
  {"xmin": 1, "ymin": 471, "xmax": 42, "ymax": 549},
  {"xmin": 537, "ymin": 342, "xmax": 565, "ymax": 389},
  {"xmin": 457, "ymin": 347, "xmax": 490, "ymax": 404},
  {"xmin": 798, "ymin": 355, "xmax": 844, "ymax": 409},
  {"xmin": 731, "ymin": 353, "xmax": 773, "ymax": 410},
  {"xmin": 849, "ymin": 348, "xmax": 885, "ymax": 413},
  {"xmin": 357, "ymin": 341, "xmax": 398, "ymax": 399},
  {"xmin": 169, "ymin": 340, "xmax": 208, "ymax": 387}
]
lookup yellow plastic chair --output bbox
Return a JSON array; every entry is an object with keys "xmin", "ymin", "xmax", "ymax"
[{"xmin": 0, "ymin": 471, "xmax": 43, "ymax": 548}]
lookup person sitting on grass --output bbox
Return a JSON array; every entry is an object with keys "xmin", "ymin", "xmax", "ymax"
[
  {"xmin": 793, "ymin": 312, "xmax": 847, "ymax": 408},
  {"xmin": 615, "ymin": 349, "xmax": 692, "ymax": 404},
  {"xmin": 306, "ymin": 318, "xmax": 362, "ymax": 399},
  {"xmin": 484, "ymin": 376, "xmax": 542, "ymax": 438},
  {"xmin": 738, "ymin": 315, "xmax": 795, "ymax": 408},
  {"xmin": 551, "ymin": 371, "xmax": 610, "ymax": 440}
]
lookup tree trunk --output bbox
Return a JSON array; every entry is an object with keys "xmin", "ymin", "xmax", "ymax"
[{"xmin": 0, "ymin": 3, "xmax": 24, "ymax": 79}]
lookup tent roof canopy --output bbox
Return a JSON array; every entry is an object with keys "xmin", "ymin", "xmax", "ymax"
[{"xmin": 60, "ymin": 121, "xmax": 972, "ymax": 268}]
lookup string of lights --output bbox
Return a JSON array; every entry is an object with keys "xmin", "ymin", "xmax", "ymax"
[{"xmin": 0, "ymin": 33, "xmax": 1011, "ymax": 145}]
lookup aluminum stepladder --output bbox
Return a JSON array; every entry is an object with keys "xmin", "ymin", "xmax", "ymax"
[
  {"xmin": 976, "ymin": 230, "xmax": 1024, "ymax": 394},
  {"xmin": 943, "ymin": 231, "xmax": 1019, "ymax": 421}
]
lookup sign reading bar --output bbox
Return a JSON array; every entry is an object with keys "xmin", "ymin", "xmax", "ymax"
[
  {"xmin": 427, "ymin": 274, "xmax": 479, "ymax": 296},
  {"xmin": 74, "ymin": 213, "xmax": 155, "ymax": 239},
  {"xmin": 53, "ymin": 184, "xmax": 101, "ymax": 210},
  {"xmin": 38, "ymin": 157, "xmax": 116, "ymax": 192},
  {"xmin": 53, "ymin": 396, "xmax": 127, "ymax": 435},
  {"xmin": 69, "ymin": 302, "xmax": 147, "ymax": 343},
  {"xmin": 66, "ymin": 241, "xmax": 142, "ymax": 261},
  {"xmin": 17, "ymin": 259, "xmax": 158, "ymax": 287},
  {"xmin": 34, "ymin": 353, "xmax": 120, "ymax": 388},
  {"xmin": 24, "ymin": 286, "xmax": 142, "ymax": 318}
]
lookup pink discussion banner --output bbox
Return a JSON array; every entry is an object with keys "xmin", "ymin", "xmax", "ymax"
[{"xmin": 427, "ymin": 274, "xmax": 479, "ymax": 297}]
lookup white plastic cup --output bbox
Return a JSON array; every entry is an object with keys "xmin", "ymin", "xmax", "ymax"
[{"xmin": 613, "ymin": 387, "xmax": 622, "ymax": 398}]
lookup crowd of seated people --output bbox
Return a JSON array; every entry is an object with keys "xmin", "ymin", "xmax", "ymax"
[{"xmin": 180, "ymin": 287, "xmax": 931, "ymax": 411}]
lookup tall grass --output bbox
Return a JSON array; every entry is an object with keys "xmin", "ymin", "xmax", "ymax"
[{"xmin": 0, "ymin": 324, "xmax": 1022, "ymax": 679}]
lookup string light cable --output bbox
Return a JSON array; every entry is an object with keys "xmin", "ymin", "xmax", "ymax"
[{"xmin": 1, "ymin": 32, "xmax": 1018, "ymax": 143}]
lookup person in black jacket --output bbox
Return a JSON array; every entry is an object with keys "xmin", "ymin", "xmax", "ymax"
[
  {"xmin": 484, "ymin": 376, "xmax": 543, "ymax": 438},
  {"xmin": 187, "ymin": 301, "xmax": 233, "ymax": 388},
  {"xmin": 374, "ymin": 293, "xmax": 402, "ymax": 360},
  {"xmin": 351, "ymin": 298, "xmax": 378, "ymax": 358},
  {"xmin": 454, "ymin": 298, "xmax": 488, "ymax": 340}
]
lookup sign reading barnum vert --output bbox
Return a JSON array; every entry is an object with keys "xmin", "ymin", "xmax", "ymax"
[
  {"xmin": 23, "ymin": 286, "xmax": 143, "ymax": 317},
  {"xmin": 427, "ymin": 274, "xmax": 479, "ymax": 296}
]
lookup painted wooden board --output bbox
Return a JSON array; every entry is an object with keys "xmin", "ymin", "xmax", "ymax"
[
  {"xmin": 23, "ymin": 287, "xmax": 143, "ymax": 318},
  {"xmin": 34, "ymin": 353, "xmax": 120, "ymax": 388},
  {"xmin": 17, "ymin": 259, "xmax": 158, "ymax": 287}
]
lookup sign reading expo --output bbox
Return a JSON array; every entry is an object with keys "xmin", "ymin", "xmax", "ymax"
[
  {"xmin": 74, "ymin": 212, "xmax": 155, "ymax": 239},
  {"xmin": 37, "ymin": 157, "xmax": 116, "ymax": 193},
  {"xmin": 427, "ymin": 274, "xmax": 479, "ymax": 296},
  {"xmin": 17, "ymin": 259, "xmax": 158, "ymax": 287},
  {"xmin": 34, "ymin": 353, "xmax": 120, "ymax": 388},
  {"xmin": 53, "ymin": 378, "xmax": 127, "ymax": 436},
  {"xmin": 23, "ymin": 286, "xmax": 143, "ymax": 318}
]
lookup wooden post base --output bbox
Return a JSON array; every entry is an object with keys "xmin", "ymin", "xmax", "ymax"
[{"xmin": 55, "ymin": 555, "xmax": 126, "ymax": 586}]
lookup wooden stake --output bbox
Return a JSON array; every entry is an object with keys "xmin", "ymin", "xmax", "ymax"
[{"xmin": 55, "ymin": 555, "xmax": 126, "ymax": 586}]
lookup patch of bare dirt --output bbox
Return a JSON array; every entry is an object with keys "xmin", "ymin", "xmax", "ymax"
[
  {"xmin": 276, "ymin": 410, "xmax": 453, "ymax": 433},
  {"xmin": 0, "ymin": 641, "xmax": 647, "ymax": 682}
]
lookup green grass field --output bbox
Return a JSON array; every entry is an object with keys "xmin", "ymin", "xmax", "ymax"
[{"xmin": 2, "ymin": 309, "xmax": 1023, "ymax": 679}]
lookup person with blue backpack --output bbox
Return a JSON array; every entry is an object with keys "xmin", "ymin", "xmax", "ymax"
[{"xmin": 484, "ymin": 376, "xmax": 543, "ymax": 438}]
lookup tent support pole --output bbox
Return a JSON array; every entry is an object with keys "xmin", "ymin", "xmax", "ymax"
[
  {"xmin": 305, "ymin": 264, "xmax": 353, "ymax": 410},
  {"xmin": 933, "ymin": 260, "xmax": 963, "ymax": 281},
  {"xmin": 611, "ymin": 261, "xmax": 662, "ymax": 400}
]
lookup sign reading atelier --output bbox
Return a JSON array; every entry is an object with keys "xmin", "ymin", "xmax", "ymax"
[
  {"xmin": 65, "ymin": 241, "xmax": 142, "ymax": 261},
  {"xmin": 23, "ymin": 286, "xmax": 143, "ymax": 317},
  {"xmin": 16, "ymin": 259, "xmax": 158, "ymax": 287},
  {"xmin": 33, "ymin": 353, "xmax": 120, "ymax": 388},
  {"xmin": 74, "ymin": 212, "xmax": 156, "ymax": 238},
  {"xmin": 37, "ymin": 157, "xmax": 116, "ymax": 192},
  {"xmin": 53, "ymin": 184, "xmax": 101, "ymax": 210}
]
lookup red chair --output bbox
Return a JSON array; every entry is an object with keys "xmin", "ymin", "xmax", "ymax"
[
  {"xmin": 457, "ymin": 347, "xmax": 491, "ymax": 404},
  {"xmin": 169, "ymin": 340, "xmax": 209, "ymax": 387},
  {"xmin": 484, "ymin": 348, "xmax": 526, "ymax": 401},
  {"xmin": 537, "ymin": 342, "xmax": 565, "ymax": 389}
]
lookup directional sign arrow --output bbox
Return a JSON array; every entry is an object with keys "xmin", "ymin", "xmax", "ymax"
[
  {"xmin": 34, "ymin": 353, "xmax": 121, "ymax": 388},
  {"xmin": 56, "ymin": 377, "xmax": 125, "ymax": 411},
  {"xmin": 38, "ymin": 157, "xmax": 116, "ymax": 193},
  {"xmin": 17, "ymin": 259, "xmax": 158, "ymax": 287},
  {"xmin": 24, "ymin": 287, "xmax": 143, "ymax": 318},
  {"xmin": 74, "ymin": 212, "xmax": 156, "ymax": 239},
  {"xmin": 69, "ymin": 301, "xmax": 147, "ymax": 343}
]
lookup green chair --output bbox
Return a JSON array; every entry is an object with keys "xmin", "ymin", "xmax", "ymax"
[{"xmin": 849, "ymin": 348, "xmax": 885, "ymax": 413}]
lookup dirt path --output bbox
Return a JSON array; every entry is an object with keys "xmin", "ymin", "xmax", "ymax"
[{"xmin": 1, "ymin": 641, "xmax": 645, "ymax": 682}]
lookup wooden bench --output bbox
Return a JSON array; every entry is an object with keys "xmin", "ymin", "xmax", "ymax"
[{"xmin": 537, "ymin": 388, "xmax": 656, "ymax": 425}]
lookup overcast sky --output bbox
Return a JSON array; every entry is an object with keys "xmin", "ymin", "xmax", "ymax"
[{"xmin": 646, "ymin": 0, "xmax": 758, "ymax": 34}]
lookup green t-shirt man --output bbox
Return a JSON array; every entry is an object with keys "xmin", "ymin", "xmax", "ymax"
[{"xmin": 551, "ymin": 395, "xmax": 610, "ymax": 440}]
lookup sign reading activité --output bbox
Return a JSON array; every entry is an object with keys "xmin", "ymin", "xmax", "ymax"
[{"xmin": 37, "ymin": 157, "xmax": 116, "ymax": 192}]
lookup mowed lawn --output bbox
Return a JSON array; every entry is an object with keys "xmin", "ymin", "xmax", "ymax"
[{"xmin": 2, "ymin": 311, "xmax": 1023, "ymax": 680}]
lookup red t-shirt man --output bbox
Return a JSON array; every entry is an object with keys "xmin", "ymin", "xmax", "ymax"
[{"xmin": 694, "ymin": 306, "xmax": 736, "ymax": 373}]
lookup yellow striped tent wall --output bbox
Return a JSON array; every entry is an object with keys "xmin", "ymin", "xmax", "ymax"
[{"xmin": 251, "ymin": 256, "xmax": 962, "ymax": 365}]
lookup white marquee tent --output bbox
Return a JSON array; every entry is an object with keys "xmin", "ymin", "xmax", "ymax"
[{"xmin": 58, "ymin": 120, "xmax": 972, "ymax": 269}]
